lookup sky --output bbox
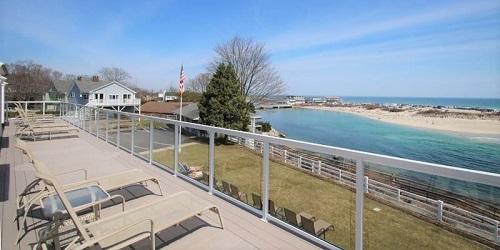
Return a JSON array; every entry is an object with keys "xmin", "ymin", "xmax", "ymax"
[{"xmin": 0, "ymin": 0, "xmax": 499, "ymax": 98}]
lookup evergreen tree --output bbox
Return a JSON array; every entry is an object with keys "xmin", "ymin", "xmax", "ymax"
[{"xmin": 198, "ymin": 63, "xmax": 250, "ymax": 131}]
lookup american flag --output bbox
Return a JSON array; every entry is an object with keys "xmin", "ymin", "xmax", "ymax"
[{"xmin": 179, "ymin": 64, "xmax": 185, "ymax": 95}]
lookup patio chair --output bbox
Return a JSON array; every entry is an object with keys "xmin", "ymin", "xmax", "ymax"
[
  {"xmin": 251, "ymin": 193, "xmax": 262, "ymax": 209},
  {"xmin": 21, "ymin": 121, "xmax": 79, "ymax": 141},
  {"xmin": 14, "ymin": 140, "xmax": 164, "ymax": 235},
  {"xmin": 31, "ymin": 160, "xmax": 223, "ymax": 250},
  {"xmin": 229, "ymin": 184, "xmax": 248, "ymax": 203},
  {"xmin": 283, "ymin": 208, "xmax": 302, "ymax": 227},
  {"xmin": 221, "ymin": 180, "xmax": 231, "ymax": 195},
  {"xmin": 268, "ymin": 199, "xmax": 285, "ymax": 219},
  {"xmin": 177, "ymin": 163, "xmax": 203, "ymax": 180},
  {"xmin": 300, "ymin": 215, "xmax": 334, "ymax": 239}
]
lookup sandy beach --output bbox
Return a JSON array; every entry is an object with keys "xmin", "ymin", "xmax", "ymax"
[{"xmin": 301, "ymin": 106, "xmax": 500, "ymax": 136}]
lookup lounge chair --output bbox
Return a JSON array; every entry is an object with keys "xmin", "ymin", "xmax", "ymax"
[
  {"xmin": 32, "ymin": 160, "xmax": 223, "ymax": 250},
  {"xmin": 14, "ymin": 140, "xmax": 164, "ymax": 238},
  {"xmin": 19, "ymin": 121, "xmax": 79, "ymax": 141},
  {"xmin": 177, "ymin": 163, "xmax": 203, "ymax": 180},
  {"xmin": 283, "ymin": 208, "xmax": 302, "ymax": 227},
  {"xmin": 229, "ymin": 184, "xmax": 248, "ymax": 203},
  {"xmin": 251, "ymin": 193, "xmax": 262, "ymax": 209},
  {"xmin": 300, "ymin": 215, "xmax": 334, "ymax": 239},
  {"xmin": 221, "ymin": 180, "xmax": 231, "ymax": 195},
  {"xmin": 268, "ymin": 199, "xmax": 285, "ymax": 219}
]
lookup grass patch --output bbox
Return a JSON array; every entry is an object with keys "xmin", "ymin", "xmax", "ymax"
[{"xmin": 153, "ymin": 143, "xmax": 486, "ymax": 250}]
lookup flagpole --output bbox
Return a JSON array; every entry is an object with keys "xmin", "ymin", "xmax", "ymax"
[{"xmin": 179, "ymin": 94, "xmax": 182, "ymax": 153}]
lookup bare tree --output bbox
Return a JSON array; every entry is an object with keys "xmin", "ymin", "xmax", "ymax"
[
  {"xmin": 6, "ymin": 61, "xmax": 53, "ymax": 101},
  {"xmin": 98, "ymin": 67, "xmax": 131, "ymax": 83},
  {"xmin": 188, "ymin": 73, "xmax": 211, "ymax": 93},
  {"xmin": 211, "ymin": 36, "xmax": 285, "ymax": 104},
  {"xmin": 51, "ymin": 70, "xmax": 63, "ymax": 80}
]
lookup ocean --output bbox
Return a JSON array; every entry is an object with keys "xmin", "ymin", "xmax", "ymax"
[
  {"xmin": 339, "ymin": 96, "xmax": 500, "ymax": 109},
  {"xmin": 257, "ymin": 108, "xmax": 500, "ymax": 204}
]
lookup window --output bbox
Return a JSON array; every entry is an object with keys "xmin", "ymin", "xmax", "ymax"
[
  {"xmin": 109, "ymin": 95, "xmax": 118, "ymax": 100},
  {"xmin": 82, "ymin": 94, "xmax": 88, "ymax": 99},
  {"xmin": 123, "ymin": 94, "xmax": 131, "ymax": 99},
  {"xmin": 70, "ymin": 92, "xmax": 75, "ymax": 98}
]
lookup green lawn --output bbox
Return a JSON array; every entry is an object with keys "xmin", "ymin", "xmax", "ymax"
[{"xmin": 153, "ymin": 142, "xmax": 487, "ymax": 250}]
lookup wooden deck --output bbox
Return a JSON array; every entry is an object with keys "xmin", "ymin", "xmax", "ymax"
[{"xmin": 0, "ymin": 122, "xmax": 321, "ymax": 250}]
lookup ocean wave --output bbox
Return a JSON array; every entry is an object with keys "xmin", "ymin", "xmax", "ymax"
[{"xmin": 469, "ymin": 136, "xmax": 500, "ymax": 144}]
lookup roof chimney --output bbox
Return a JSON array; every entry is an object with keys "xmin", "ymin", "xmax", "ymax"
[
  {"xmin": 92, "ymin": 75, "xmax": 99, "ymax": 82},
  {"xmin": 77, "ymin": 76, "xmax": 83, "ymax": 81}
]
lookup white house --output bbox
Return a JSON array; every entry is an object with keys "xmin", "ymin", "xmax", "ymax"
[{"xmin": 47, "ymin": 76, "xmax": 140, "ymax": 112}]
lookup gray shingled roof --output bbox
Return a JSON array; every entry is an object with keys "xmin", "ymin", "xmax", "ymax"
[
  {"xmin": 173, "ymin": 102, "xmax": 199, "ymax": 121},
  {"xmin": 76, "ymin": 80, "xmax": 109, "ymax": 93},
  {"xmin": 52, "ymin": 80, "xmax": 75, "ymax": 94},
  {"xmin": 51, "ymin": 79, "xmax": 111, "ymax": 94}
]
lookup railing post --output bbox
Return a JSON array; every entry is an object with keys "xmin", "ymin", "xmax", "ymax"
[
  {"xmin": 131, "ymin": 117, "xmax": 135, "ymax": 155},
  {"xmin": 208, "ymin": 131, "xmax": 215, "ymax": 195},
  {"xmin": 397, "ymin": 189, "xmax": 401, "ymax": 202},
  {"xmin": 339, "ymin": 169, "xmax": 342, "ymax": 182},
  {"xmin": 355, "ymin": 159, "xmax": 365, "ymax": 250},
  {"xmin": 149, "ymin": 120, "xmax": 153, "ymax": 164},
  {"xmin": 105, "ymin": 113, "xmax": 109, "ymax": 143},
  {"xmin": 116, "ymin": 114, "xmax": 120, "ymax": 147},
  {"xmin": 24, "ymin": 101, "xmax": 27, "ymax": 113},
  {"xmin": 96, "ymin": 109, "xmax": 99, "ymax": 138},
  {"xmin": 284, "ymin": 149, "xmax": 287, "ymax": 163},
  {"xmin": 298, "ymin": 156, "xmax": 302, "ymax": 168},
  {"xmin": 174, "ymin": 124, "xmax": 179, "ymax": 177},
  {"xmin": 364, "ymin": 176, "xmax": 369, "ymax": 193},
  {"xmin": 59, "ymin": 103, "xmax": 62, "ymax": 117},
  {"xmin": 317, "ymin": 160, "xmax": 322, "ymax": 175},
  {"xmin": 437, "ymin": 200, "xmax": 444, "ymax": 222},
  {"xmin": 262, "ymin": 142, "xmax": 270, "ymax": 222},
  {"xmin": 42, "ymin": 102, "xmax": 45, "ymax": 116},
  {"xmin": 88, "ymin": 108, "xmax": 92, "ymax": 133}
]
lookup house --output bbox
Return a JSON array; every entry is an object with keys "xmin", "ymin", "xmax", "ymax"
[
  {"xmin": 141, "ymin": 101, "xmax": 198, "ymax": 122},
  {"xmin": 305, "ymin": 97, "xmax": 326, "ymax": 104},
  {"xmin": 286, "ymin": 95, "xmax": 306, "ymax": 104},
  {"xmin": 46, "ymin": 76, "xmax": 140, "ymax": 112},
  {"xmin": 141, "ymin": 101, "xmax": 201, "ymax": 136}
]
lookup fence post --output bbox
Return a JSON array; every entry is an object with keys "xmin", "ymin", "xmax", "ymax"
[
  {"xmin": 298, "ymin": 156, "xmax": 302, "ymax": 168},
  {"xmin": 131, "ymin": 117, "xmax": 135, "ymax": 155},
  {"xmin": 24, "ymin": 101, "xmax": 27, "ymax": 113},
  {"xmin": 149, "ymin": 120, "xmax": 153, "ymax": 164},
  {"xmin": 339, "ymin": 169, "xmax": 342, "ymax": 182},
  {"xmin": 42, "ymin": 102, "xmax": 45, "ymax": 116},
  {"xmin": 262, "ymin": 142, "xmax": 270, "ymax": 222},
  {"xmin": 59, "ymin": 103, "xmax": 62, "ymax": 117},
  {"xmin": 364, "ymin": 176, "xmax": 369, "ymax": 193},
  {"xmin": 355, "ymin": 160, "xmax": 365, "ymax": 250},
  {"xmin": 317, "ymin": 160, "xmax": 322, "ymax": 175},
  {"xmin": 397, "ymin": 189, "xmax": 401, "ymax": 202},
  {"xmin": 174, "ymin": 124, "xmax": 179, "ymax": 177},
  {"xmin": 208, "ymin": 131, "xmax": 215, "ymax": 195},
  {"xmin": 284, "ymin": 149, "xmax": 287, "ymax": 163},
  {"xmin": 437, "ymin": 200, "xmax": 444, "ymax": 222}
]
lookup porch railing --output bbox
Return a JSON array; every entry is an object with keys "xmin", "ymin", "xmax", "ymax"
[{"xmin": 7, "ymin": 101, "xmax": 500, "ymax": 250}]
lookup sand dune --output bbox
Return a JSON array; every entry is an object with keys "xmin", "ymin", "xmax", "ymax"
[{"xmin": 301, "ymin": 106, "xmax": 500, "ymax": 136}]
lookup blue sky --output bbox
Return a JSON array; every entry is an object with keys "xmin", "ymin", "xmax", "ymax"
[{"xmin": 1, "ymin": 0, "xmax": 499, "ymax": 98}]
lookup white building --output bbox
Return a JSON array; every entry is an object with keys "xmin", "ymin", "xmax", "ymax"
[
  {"xmin": 47, "ymin": 76, "xmax": 140, "ymax": 112},
  {"xmin": 286, "ymin": 95, "xmax": 306, "ymax": 104}
]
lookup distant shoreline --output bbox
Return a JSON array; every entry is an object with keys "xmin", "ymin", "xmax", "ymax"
[{"xmin": 299, "ymin": 105, "xmax": 500, "ymax": 136}]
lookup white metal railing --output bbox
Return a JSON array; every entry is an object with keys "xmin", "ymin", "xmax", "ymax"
[
  {"xmin": 7, "ymin": 101, "xmax": 500, "ymax": 249},
  {"xmin": 87, "ymin": 98, "xmax": 140, "ymax": 106}
]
